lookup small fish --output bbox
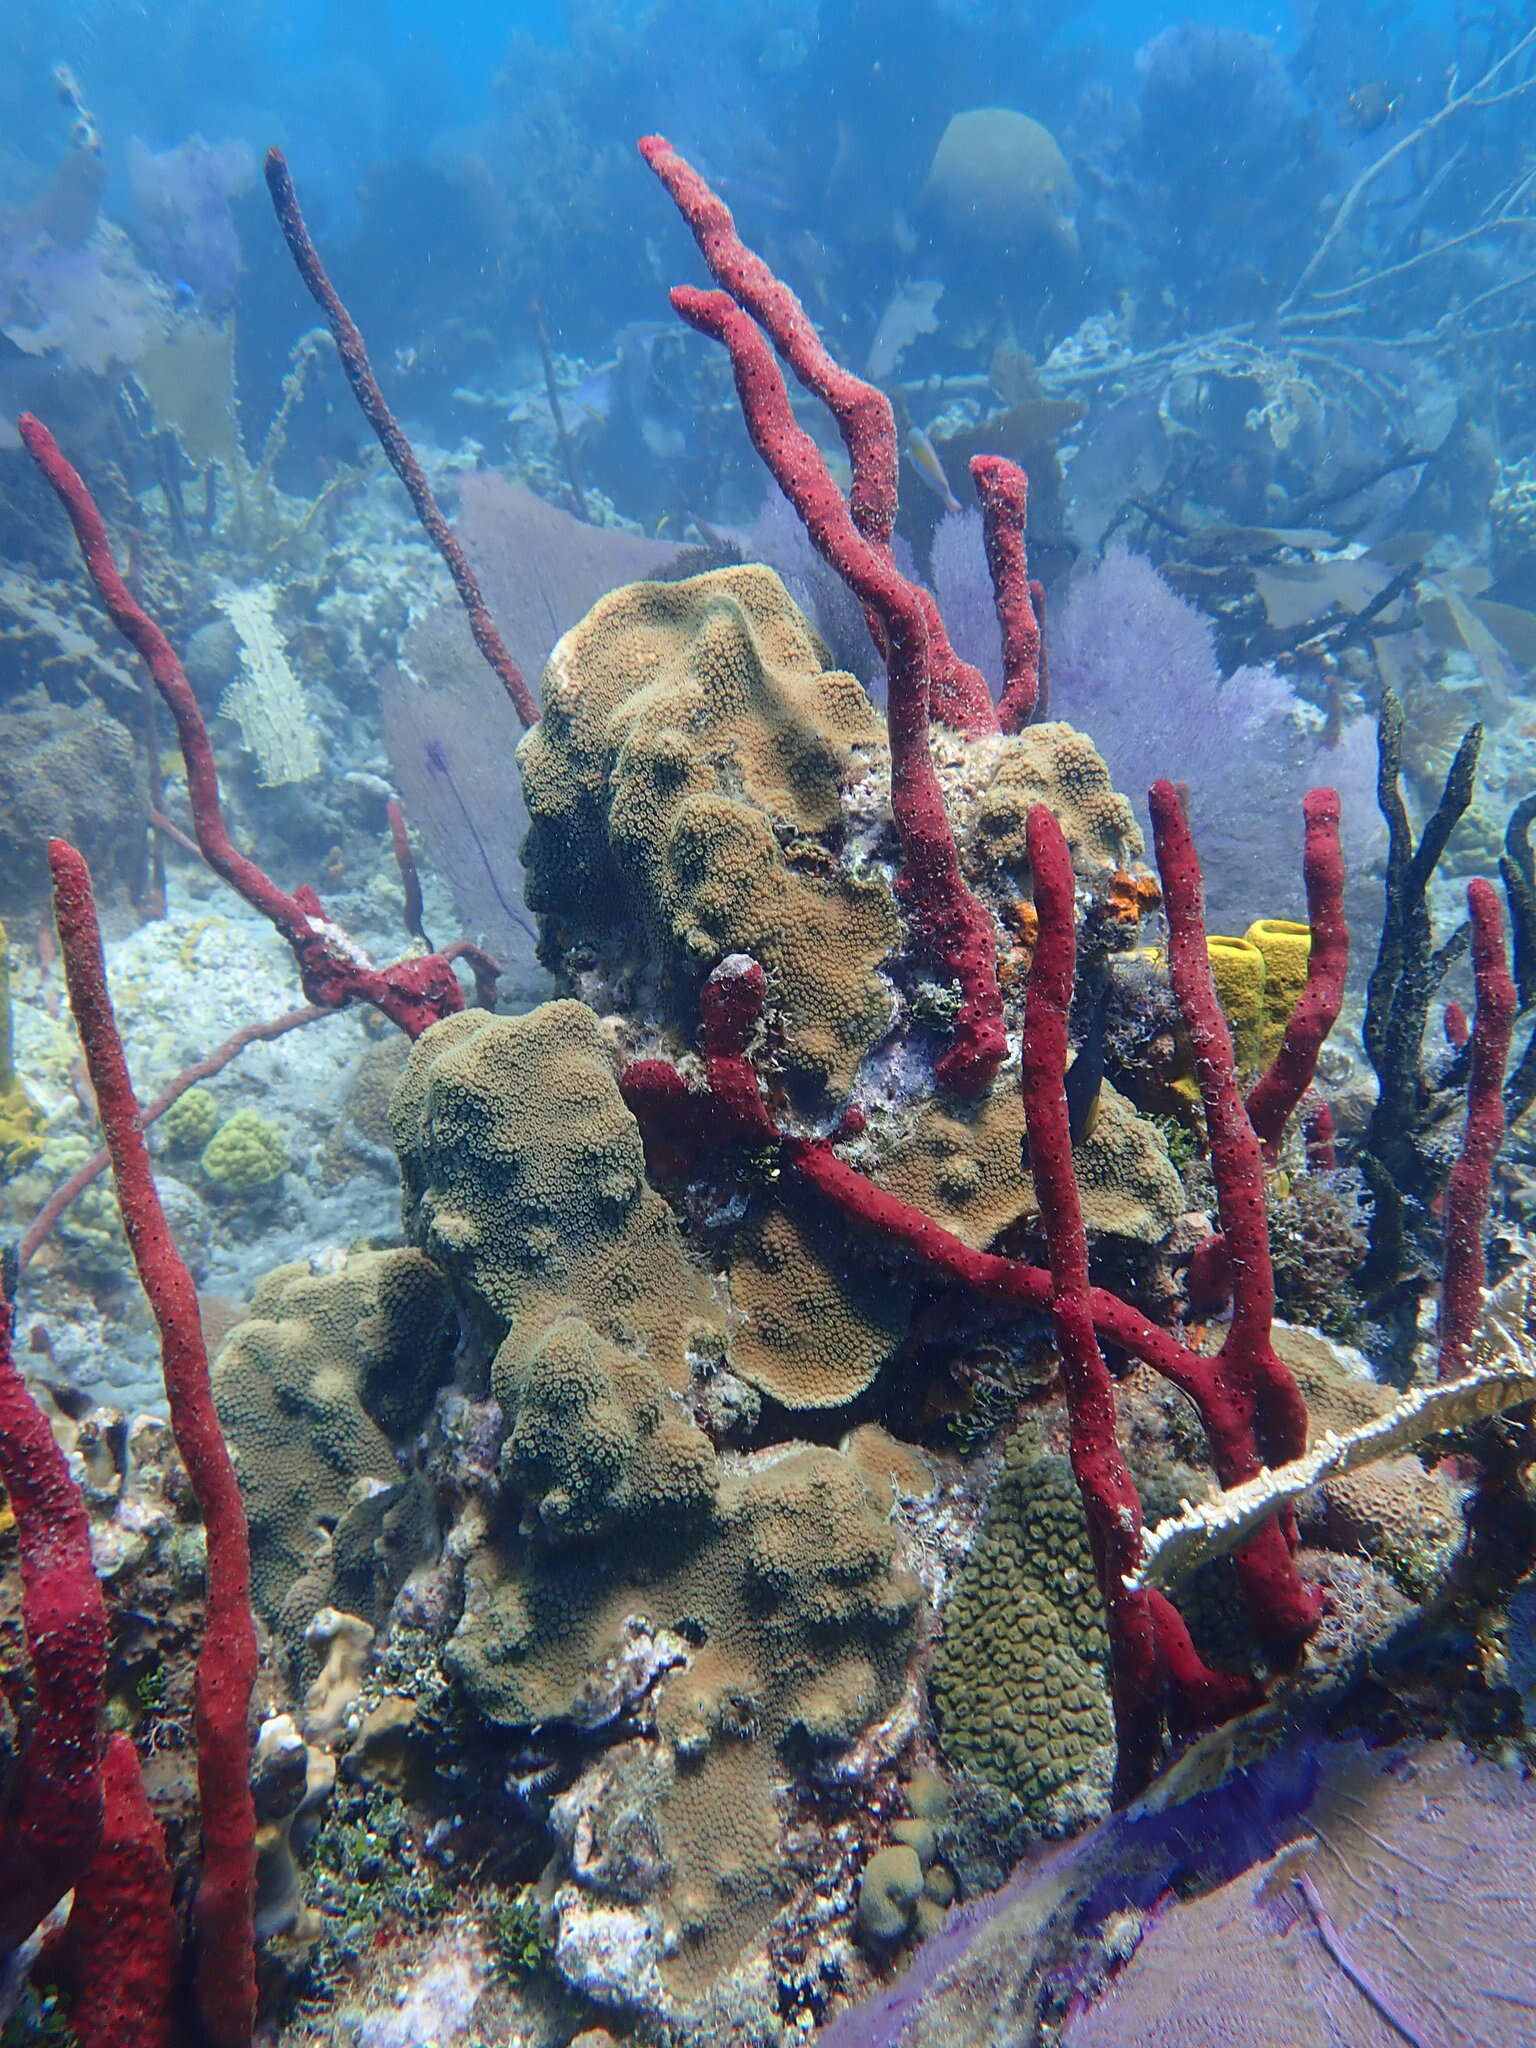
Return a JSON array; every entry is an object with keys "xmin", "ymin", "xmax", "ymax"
[
  {"xmin": 393, "ymin": 344, "xmax": 419, "ymax": 376},
  {"xmin": 1341, "ymin": 82, "xmax": 1403, "ymax": 135},
  {"xmin": 1065, "ymin": 976, "xmax": 1112, "ymax": 1146},
  {"xmin": 1020, "ymin": 973, "xmax": 1111, "ymax": 1171},
  {"xmin": 905, "ymin": 425, "xmax": 960, "ymax": 514},
  {"xmin": 570, "ymin": 363, "xmax": 616, "ymax": 426}
]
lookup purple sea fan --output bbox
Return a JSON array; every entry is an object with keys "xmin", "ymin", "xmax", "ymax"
[
  {"xmin": 126, "ymin": 137, "xmax": 256, "ymax": 312},
  {"xmin": 381, "ymin": 472, "xmax": 690, "ymax": 1002},
  {"xmin": 1062, "ymin": 1741, "xmax": 1536, "ymax": 2048},
  {"xmin": 1048, "ymin": 547, "xmax": 1381, "ymax": 930},
  {"xmin": 930, "ymin": 507, "xmax": 1003, "ymax": 700}
]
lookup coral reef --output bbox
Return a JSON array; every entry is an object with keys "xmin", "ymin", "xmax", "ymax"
[
  {"xmin": 0, "ymin": 692, "xmax": 145, "ymax": 916},
  {"xmin": 7, "ymin": 103, "xmax": 1536, "ymax": 2048},
  {"xmin": 199, "ymin": 1105, "xmax": 289, "ymax": 1193},
  {"xmin": 390, "ymin": 1001, "xmax": 720, "ymax": 1372},
  {"xmin": 931, "ymin": 1433, "xmax": 1113, "ymax": 1826}
]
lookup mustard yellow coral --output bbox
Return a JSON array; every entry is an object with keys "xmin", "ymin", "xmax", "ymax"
[
  {"xmin": 212, "ymin": 1248, "xmax": 457, "ymax": 1622},
  {"xmin": 962, "ymin": 721, "xmax": 1141, "ymax": 883},
  {"xmin": 1245, "ymin": 917, "xmax": 1311, "ymax": 1060},
  {"xmin": 875, "ymin": 1076, "xmax": 1184, "ymax": 1249},
  {"xmin": 450, "ymin": 1435, "xmax": 920, "ymax": 1991},
  {"xmin": 0, "ymin": 919, "xmax": 42, "ymax": 1178},
  {"xmin": 726, "ymin": 1192, "xmax": 915, "ymax": 1408},
  {"xmin": 1206, "ymin": 935, "xmax": 1268, "ymax": 1073}
]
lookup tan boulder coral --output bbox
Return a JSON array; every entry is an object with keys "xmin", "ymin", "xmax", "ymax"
[
  {"xmin": 1273, "ymin": 1325, "xmax": 1462, "ymax": 1599},
  {"xmin": 449, "ymin": 1429, "xmax": 921, "ymax": 2001},
  {"xmin": 874, "ymin": 1075, "xmax": 1183, "ymax": 1251},
  {"xmin": 922, "ymin": 108, "xmax": 1080, "ymax": 265},
  {"xmin": 519, "ymin": 565, "xmax": 899, "ymax": 1100},
  {"xmin": 725, "ymin": 1191, "xmax": 916, "ymax": 1408},
  {"xmin": 391, "ymin": 1002, "xmax": 722, "ymax": 1379},
  {"xmin": 498, "ymin": 1311, "xmax": 719, "ymax": 1540},
  {"xmin": 957, "ymin": 720, "xmax": 1141, "ymax": 884},
  {"xmin": 212, "ymin": 1248, "xmax": 456, "ymax": 1622}
]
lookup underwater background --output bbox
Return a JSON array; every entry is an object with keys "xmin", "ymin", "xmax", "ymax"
[{"xmin": 2, "ymin": 2, "xmax": 1536, "ymax": 2044}]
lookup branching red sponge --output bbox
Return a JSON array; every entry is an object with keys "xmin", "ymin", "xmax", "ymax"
[
  {"xmin": 1244, "ymin": 787, "xmax": 1348, "ymax": 1158},
  {"xmin": 1438, "ymin": 878, "xmax": 1517, "ymax": 1381},
  {"xmin": 622, "ymin": 783, "xmax": 1334, "ymax": 1793},
  {"xmin": 65, "ymin": 1734, "xmax": 177, "ymax": 2048},
  {"xmin": 971, "ymin": 454, "xmax": 1041, "ymax": 732},
  {"xmin": 49, "ymin": 839, "xmax": 257, "ymax": 2048},
  {"xmin": 642, "ymin": 136, "xmax": 1008, "ymax": 1096},
  {"xmin": 0, "ymin": 1293, "xmax": 109, "ymax": 1951},
  {"xmin": 660, "ymin": 283, "xmax": 1005, "ymax": 1097},
  {"xmin": 264, "ymin": 148, "xmax": 540, "ymax": 729},
  {"xmin": 1022, "ymin": 805, "xmax": 1254, "ymax": 1798},
  {"xmin": 19, "ymin": 414, "xmax": 497, "ymax": 1039}
]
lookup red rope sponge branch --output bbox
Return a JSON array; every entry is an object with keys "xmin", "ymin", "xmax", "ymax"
[
  {"xmin": 0, "ymin": 1291, "xmax": 109, "ymax": 1953},
  {"xmin": 971, "ymin": 455, "xmax": 1040, "ymax": 731},
  {"xmin": 1149, "ymin": 782, "xmax": 1312, "ymax": 1472},
  {"xmin": 49, "ymin": 839, "xmax": 257, "ymax": 2048},
  {"xmin": 639, "ymin": 132, "xmax": 899, "ymax": 551},
  {"xmin": 666, "ymin": 284, "xmax": 1005, "ymax": 1096},
  {"xmin": 64, "ymin": 1733, "xmax": 177, "ymax": 2048},
  {"xmin": 263, "ymin": 148, "xmax": 540, "ymax": 728},
  {"xmin": 1437, "ymin": 878, "xmax": 1517, "ymax": 1380},
  {"xmin": 1244, "ymin": 787, "xmax": 1348, "ymax": 1157},
  {"xmin": 1021, "ymin": 805, "xmax": 1254, "ymax": 1798},
  {"xmin": 623, "ymin": 791, "xmax": 1326, "ymax": 1670},
  {"xmin": 18, "ymin": 414, "xmax": 497, "ymax": 1039},
  {"xmin": 640, "ymin": 134, "xmax": 998, "ymax": 738}
]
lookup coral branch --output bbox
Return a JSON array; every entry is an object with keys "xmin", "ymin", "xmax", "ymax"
[
  {"xmin": 263, "ymin": 148, "xmax": 540, "ymax": 727},
  {"xmin": 49, "ymin": 839, "xmax": 257, "ymax": 2048},
  {"xmin": 18, "ymin": 413, "xmax": 494, "ymax": 1039},
  {"xmin": 1437, "ymin": 879, "xmax": 1517, "ymax": 1381},
  {"xmin": 0, "ymin": 1291, "xmax": 109, "ymax": 1952},
  {"xmin": 1244, "ymin": 787, "xmax": 1348, "ymax": 1157},
  {"xmin": 970, "ymin": 455, "xmax": 1040, "ymax": 731},
  {"xmin": 665, "ymin": 285, "xmax": 1004, "ymax": 1095}
]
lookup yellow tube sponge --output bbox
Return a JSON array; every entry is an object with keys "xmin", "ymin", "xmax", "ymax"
[
  {"xmin": 1205, "ymin": 934, "xmax": 1268, "ymax": 1074},
  {"xmin": 0, "ymin": 920, "xmax": 43, "ymax": 1179},
  {"xmin": 1245, "ymin": 917, "xmax": 1312, "ymax": 1059}
]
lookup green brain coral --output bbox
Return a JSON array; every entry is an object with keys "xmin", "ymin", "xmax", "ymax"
[
  {"xmin": 932, "ymin": 1433, "xmax": 1114, "ymax": 1827},
  {"xmin": 200, "ymin": 1106, "xmax": 289, "ymax": 1190},
  {"xmin": 160, "ymin": 1085, "xmax": 220, "ymax": 1152}
]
